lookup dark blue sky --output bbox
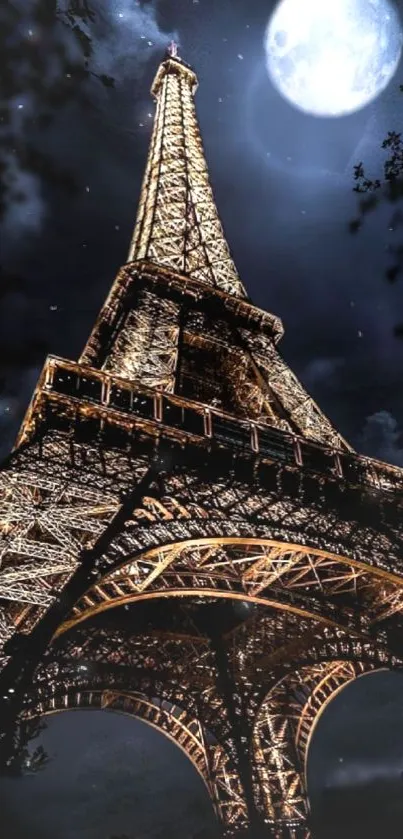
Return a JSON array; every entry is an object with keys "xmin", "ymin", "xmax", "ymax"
[
  {"xmin": 0, "ymin": 710, "xmax": 220, "ymax": 839},
  {"xmin": 2, "ymin": 0, "xmax": 403, "ymax": 836}
]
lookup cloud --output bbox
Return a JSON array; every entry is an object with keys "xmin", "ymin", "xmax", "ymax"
[
  {"xmin": 358, "ymin": 410, "xmax": 403, "ymax": 466},
  {"xmin": 302, "ymin": 356, "xmax": 345, "ymax": 389},
  {"xmin": 2, "ymin": 0, "xmax": 177, "ymax": 247},
  {"xmin": 329, "ymin": 757, "xmax": 403, "ymax": 788},
  {"xmin": 1, "ymin": 91, "xmax": 47, "ymax": 244},
  {"xmin": 79, "ymin": 0, "xmax": 179, "ymax": 81},
  {"xmin": 2, "ymin": 152, "xmax": 46, "ymax": 241}
]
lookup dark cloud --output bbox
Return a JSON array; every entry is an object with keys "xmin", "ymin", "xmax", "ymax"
[
  {"xmin": 358, "ymin": 409, "xmax": 403, "ymax": 463},
  {"xmin": 0, "ymin": 0, "xmax": 177, "ymax": 242}
]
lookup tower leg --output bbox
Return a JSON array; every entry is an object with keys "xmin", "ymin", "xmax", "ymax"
[
  {"xmin": 0, "ymin": 459, "xmax": 162, "ymax": 771},
  {"xmin": 208, "ymin": 628, "xmax": 271, "ymax": 839}
]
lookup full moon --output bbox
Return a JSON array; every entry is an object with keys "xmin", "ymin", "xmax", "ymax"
[{"xmin": 265, "ymin": 0, "xmax": 403, "ymax": 117}]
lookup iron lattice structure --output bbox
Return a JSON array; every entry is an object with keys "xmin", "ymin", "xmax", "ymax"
[{"xmin": 1, "ymin": 45, "xmax": 403, "ymax": 838}]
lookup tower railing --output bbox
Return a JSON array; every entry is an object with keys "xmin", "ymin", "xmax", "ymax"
[{"xmin": 18, "ymin": 354, "xmax": 403, "ymax": 499}]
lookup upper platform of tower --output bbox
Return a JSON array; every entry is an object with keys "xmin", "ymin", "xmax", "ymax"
[{"xmin": 126, "ymin": 43, "xmax": 248, "ymax": 299}]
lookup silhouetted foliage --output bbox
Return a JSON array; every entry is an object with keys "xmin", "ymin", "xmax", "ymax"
[
  {"xmin": 351, "ymin": 94, "xmax": 403, "ymax": 309},
  {"xmin": 0, "ymin": 0, "xmax": 115, "ymax": 218}
]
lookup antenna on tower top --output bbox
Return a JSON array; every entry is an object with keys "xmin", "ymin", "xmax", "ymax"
[{"xmin": 167, "ymin": 40, "xmax": 178, "ymax": 58}]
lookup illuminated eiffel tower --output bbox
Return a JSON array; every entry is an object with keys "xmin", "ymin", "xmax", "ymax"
[{"xmin": 1, "ymin": 42, "xmax": 403, "ymax": 839}]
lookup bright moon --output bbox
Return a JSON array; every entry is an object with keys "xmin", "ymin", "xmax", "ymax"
[{"xmin": 265, "ymin": 0, "xmax": 403, "ymax": 117}]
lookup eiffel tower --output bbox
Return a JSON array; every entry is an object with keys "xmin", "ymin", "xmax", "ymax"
[{"xmin": 1, "ymin": 42, "xmax": 403, "ymax": 839}]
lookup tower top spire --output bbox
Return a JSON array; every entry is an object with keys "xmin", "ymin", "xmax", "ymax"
[
  {"xmin": 167, "ymin": 40, "xmax": 178, "ymax": 58},
  {"xmin": 126, "ymin": 47, "xmax": 247, "ymax": 297}
]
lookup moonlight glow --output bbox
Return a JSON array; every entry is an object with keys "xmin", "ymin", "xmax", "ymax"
[{"xmin": 265, "ymin": 0, "xmax": 403, "ymax": 117}]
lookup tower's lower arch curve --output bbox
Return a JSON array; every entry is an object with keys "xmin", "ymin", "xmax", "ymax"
[
  {"xmin": 54, "ymin": 535, "xmax": 403, "ymax": 641},
  {"xmin": 252, "ymin": 658, "xmax": 397, "ymax": 839},
  {"xmin": 23, "ymin": 684, "xmax": 247, "ymax": 836}
]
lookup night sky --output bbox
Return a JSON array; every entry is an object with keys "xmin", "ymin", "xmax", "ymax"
[{"xmin": 2, "ymin": 0, "xmax": 403, "ymax": 836}]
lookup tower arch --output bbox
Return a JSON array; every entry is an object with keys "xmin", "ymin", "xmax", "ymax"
[
  {"xmin": 251, "ymin": 658, "xmax": 398, "ymax": 838},
  {"xmin": 22, "ymin": 683, "xmax": 247, "ymax": 837}
]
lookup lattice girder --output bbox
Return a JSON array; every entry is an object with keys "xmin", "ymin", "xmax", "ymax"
[
  {"xmin": 0, "ymin": 438, "xmax": 154, "ymax": 666},
  {"xmin": 252, "ymin": 656, "xmax": 398, "ymax": 838},
  {"xmin": 57, "ymin": 537, "xmax": 403, "ymax": 639},
  {"xmin": 25, "ymin": 614, "xmax": 400, "ymax": 839},
  {"xmin": 74, "ymin": 261, "xmax": 348, "ymax": 445},
  {"xmin": 2, "ymin": 427, "xmax": 403, "ymax": 671},
  {"xmin": 127, "ymin": 54, "xmax": 247, "ymax": 297},
  {"xmin": 27, "ymin": 619, "xmax": 256, "ymax": 836},
  {"xmin": 103, "ymin": 290, "xmax": 180, "ymax": 389},
  {"xmin": 49, "ymin": 626, "xmax": 238, "ymax": 750},
  {"xmin": 24, "ymin": 683, "xmax": 247, "ymax": 835}
]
